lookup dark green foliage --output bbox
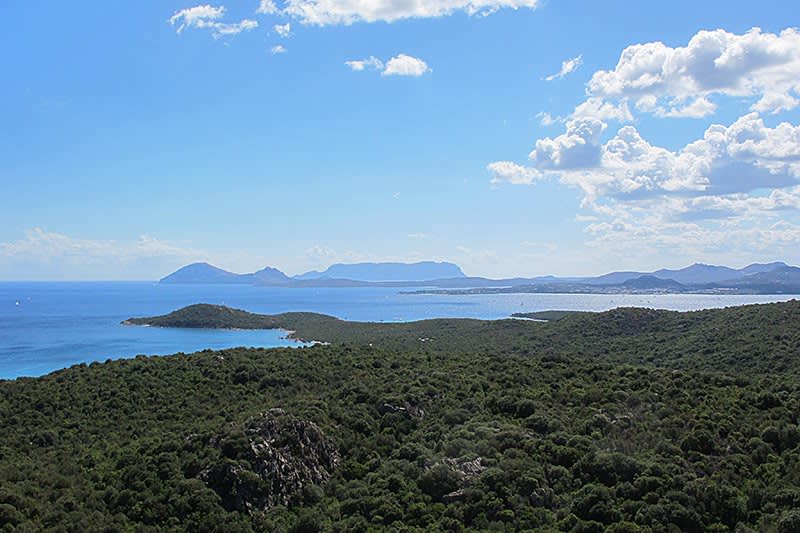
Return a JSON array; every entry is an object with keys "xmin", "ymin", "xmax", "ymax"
[
  {"xmin": 1, "ymin": 300, "xmax": 800, "ymax": 530},
  {"xmin": 128, "ymin": 300, "xmax": 800, "ymax": 376}
]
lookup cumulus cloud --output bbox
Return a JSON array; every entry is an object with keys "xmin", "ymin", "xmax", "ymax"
[
  {"xmin": 545, "ymin": 54, "xmax": 583, "ymax": 81},
  {"xmin": 168, "ymin": 4, "xmax": 258, "ymax": 38},
  {"xmin": 274, "ymin": 22, "xmax": 292, "ymax": 37},
  {"xmin": 491, "ymin": 113, "xmax": 800, "ymax": 254},
  {"xmin": 345, "ymin": 54, "xmax": 431, "ymax": 77},
  {"xmin": 256, "ymin": 0, "xmax": 278, "ymax": 14},
  {"xmin": 382, "ymin": 54, "xmax": 431, "ymax": 77},
  {"xmin": 582, "ymin": 27, "xmax": 800, "ymax": 120},
  {"xmin": 572, "ymin": 97, "xmax": 633, "ymax": 122},
  {"xmin": 535, "ymin": 111, "xmax": 560, "ymax": 126},
  {"xmin": 490, "ymin": 27, "xmax": 800, "ymax": 259},
  {"xmin": 529, "ymin": 117, "xmax": 607, "ymax": 170},
  {"xmin": 283, "ymin": 0, "xmax": 538, "ymax": 26},
  {"xmin": 487, "ymin": 161, "xmax": 542, "ymax": 185},
  {"xmin": 270, "ymin": 44, "xmax": 287, "ymax": 54},
  {"xmin": 535, "ymin": 113, "xmax": 800, "ymax": 201}
]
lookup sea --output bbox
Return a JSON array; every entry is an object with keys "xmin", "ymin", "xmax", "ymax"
[{"xmin": 1, "ymin": 281, "xmax": 797, "ymax": 379}]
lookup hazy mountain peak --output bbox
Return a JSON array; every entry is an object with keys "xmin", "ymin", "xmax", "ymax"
[{"xmin": 294, "ymin": 261, "xmax": 466, "ymax": 282}]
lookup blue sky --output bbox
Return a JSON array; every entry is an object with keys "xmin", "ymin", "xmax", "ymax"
[{"xmin": 2, "ymin": 0, "xmax": 799, "ymax": 279}]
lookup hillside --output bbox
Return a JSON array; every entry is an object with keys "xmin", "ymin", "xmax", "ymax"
[
  {"xmin": 3, "ymin": 301, "xmax": 800, "ymax": 531},
  {"xmin": 126, "ymin": 300, "xmax": 800, "ymax": 377},
  {"xmin": 123, "ymin": 304, "xmax": 321, "ymax": 330}
]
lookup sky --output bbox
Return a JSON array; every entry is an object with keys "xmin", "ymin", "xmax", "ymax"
[{"xmin": 1, "ymin": 0, "xmax": 799, "ymax": 280}]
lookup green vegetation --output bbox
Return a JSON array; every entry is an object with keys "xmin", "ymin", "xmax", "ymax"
[
  {"xmin": 511, "ymin": 311, "xmax": 590, "ymax": 321},
  {"xmin": 123, "ymin": 303, "xmax": 328, "ymax": 331},
  {"xmin": 2, "ymin": 300, "xmax": 800, "ymax": 531}
]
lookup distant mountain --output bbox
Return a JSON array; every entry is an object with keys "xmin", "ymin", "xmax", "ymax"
[
  {"xmin": 160, "ymin": 263, "xmax": 253, "ymax": 284},
  {"xmin": 717, "ymin": 266, "xmax": 800, "ymax": 292},
  {"xmin": 584, "ymin": 271, "xmax": 646, "ymax": 286},
  {"xmin": 620, "ymin": 275, "xmax": 687, "ymax": 291},
  {"xmin": 294, "ymin": 261, "xmax": 466, "ymax": 282},
  {"xmin": 160, "ymin": 260, "xmax": 798, "ymax": 293},
  {"xmin": 738, "ymin": 261, "xmax": 788, "ymax": 276},
  {"xmin": 584, "ymin": 262, "xmax": 791, "ymax": 286},
  {"xmin": 160, "ymin": 263, "xmax": 289, "ymax": 285},
  {"xmin": 251, "ymin": 266, "xmax": 291, "ymax": 285},
  {"xmin": 651, "ymin": 263, "xmax": 743, "ymax": 285}
]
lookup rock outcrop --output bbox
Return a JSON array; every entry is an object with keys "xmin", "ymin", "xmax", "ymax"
[{"xmin": 201, "ymin": 408, "xmax": 340, "ymax": 513}]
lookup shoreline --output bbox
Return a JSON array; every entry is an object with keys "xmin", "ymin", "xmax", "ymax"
[{"xmin": 122, "ymin": 320, "xmax": 316, "ymax": 345}]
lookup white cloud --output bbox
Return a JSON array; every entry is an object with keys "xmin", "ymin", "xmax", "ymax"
[
  {"xmin": 582, "ymin": 218, "xmax": 800, "ymax": 261},
  {"xmin": 0, "ymin": 228, "xmax": 206, "ymax": 280},
  {"xmin": 491, "ymin": 112, "xmax": 800, "ymax": 256},
  {"xmin": 487, "ymin": 161, "xmax": 541, "ymax": 185},
  {"xmin": 270, "ymin": 44, "xmax": 287, "ymax": 54},
  {"xmin": 541, "ymin": 113, "xmax": 800, "ymax": 201},
  {"xmin": 274, "ymin": 22, "xmax": 292, "ymax": 37},
  {"xmin": 345, "ymin": 56, "xmax": 383, "ymax": 71},
  {"xmin": 572, "ymin": 97, "xmax": 633, "ymax": 122},
  {"xmin": 489, "ymin": 27, "xmax": 800, "ymax": 262},
  {"xmin": 346, "ymin": 54, "xmax": 431, "ymax": 77},
  {"xmin": 545, "ymin": 54, "xmax": 582, "ymax": 81},
  {"xmin": 751, "ymin": 92, "xmax": 800, "ymax": 115},
  {"xmin": 529, "ymin": 117, "xmax": 607, "ymax": 170},
  {"xmin": 305, "ymin": 244, "xmax": 338, "ymax": 264},
  {"xmin": 256, "ymin": 0, "xmax": 278, "ymax": 14},
  {"xmin": 283, "ymin": 0, "xmax": 539, "ymax": 26},
  {"xmin": 583, "ymin": 27, "xmax": 800, "ymax": 120},
  {"xmin": 407, "ymin": 233, "xmax": 428, "ymax": 239},
  {"xmin": 168, "ymin": 4, "xmax": 258, "ymax": 38},
  {"xmin": 169, "ymin": 4, "xmax": 226, "ymax": 33},
  {"xmin": 382, "ymin": 54, "xmax": 431, "ymax": 77},
  {"xmin": 211, "ymin": 19, "xmax": 258, "ymax": 37},
  {"xmin": 653, "ymin": 96, "xmax": 717, "ymax": 118},
  {"xmin": 535, "ymin": 111, "xmax": 561, "ymax": 126}
]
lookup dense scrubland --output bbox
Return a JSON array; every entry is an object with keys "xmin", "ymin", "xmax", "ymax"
[{"xmin": 2, "ymin": 301, "xmax": 800, "ymax": 531}]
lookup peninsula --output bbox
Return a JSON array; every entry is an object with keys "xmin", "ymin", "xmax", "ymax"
[{"xmin": 3, "ymin": 300, "xmax": 800, "ymax": 531}]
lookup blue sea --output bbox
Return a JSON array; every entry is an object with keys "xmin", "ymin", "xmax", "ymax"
[{"xmin": 1, "ymin": 281, "xmax": 797, "ymax": 379}]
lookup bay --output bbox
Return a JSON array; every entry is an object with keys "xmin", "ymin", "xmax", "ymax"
[{"xmin": 1, "ymin": 281, "xmax": 797, "ymax": 379}]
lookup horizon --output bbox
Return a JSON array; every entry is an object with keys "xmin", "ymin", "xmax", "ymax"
[
  {"xmin": 3, "ymin": 1, "xmax": 800, "ymax": 280},
  {"xmin": 1, "ymin": 258, "xmax": 794, "ymax": 283}
]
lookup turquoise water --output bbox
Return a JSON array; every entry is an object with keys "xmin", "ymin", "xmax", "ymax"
[{"xmin": 1, "ymin": 281, "xmax": 797, "ymax": 379}]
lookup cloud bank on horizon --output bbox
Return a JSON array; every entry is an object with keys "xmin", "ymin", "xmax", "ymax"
[
  {"xmin": 490, "ymin": 27, "xmax": 800, "ymax": 260},
  {"xmin": 0, "ymin": 229, "xmax": 208, "ymax": 281}
]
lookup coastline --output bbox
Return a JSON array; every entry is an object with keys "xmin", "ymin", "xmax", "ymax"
[{"xmin": 122, "ymin": 320, "xmax": 314, "ymax": 345}]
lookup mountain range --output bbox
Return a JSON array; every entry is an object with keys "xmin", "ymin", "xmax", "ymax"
[
  {"xmin": 160, "ymin": 260, "xmax": 800, "ymax": 294},
  {"xmin": 161, "ymin": 261, "xmax": 465, "ymax": 286}
]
